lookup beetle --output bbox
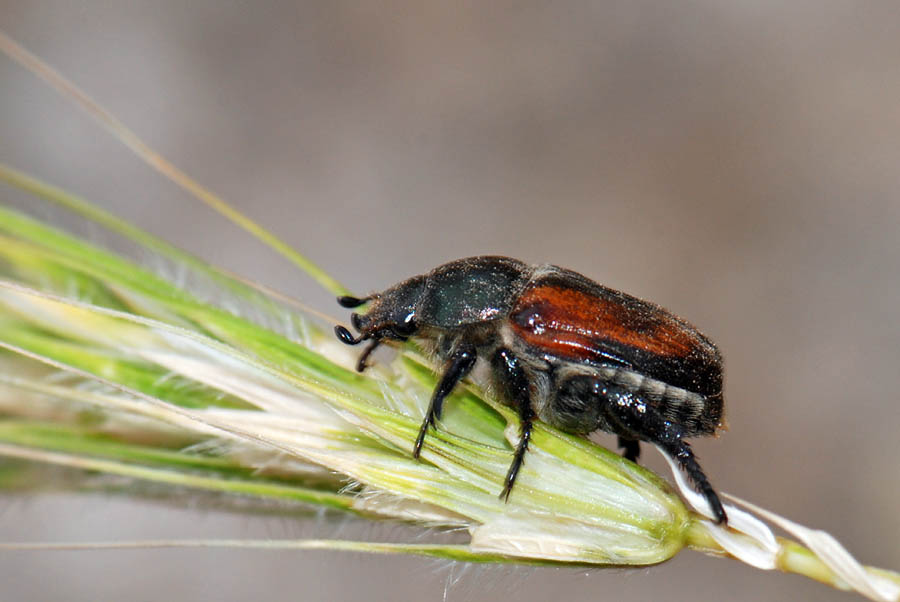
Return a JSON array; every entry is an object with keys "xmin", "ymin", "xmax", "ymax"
[{"xmin": 334, "ymin": 256, "xmax": 728, "ymax": 524}]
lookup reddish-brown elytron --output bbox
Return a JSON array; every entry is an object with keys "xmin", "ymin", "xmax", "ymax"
[{"xmin": 510, "ymin": 284, "xmax": 700, "ymax": 361}]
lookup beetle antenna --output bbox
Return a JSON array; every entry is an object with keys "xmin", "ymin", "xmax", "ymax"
[
  {"xmin": 356, "ymin": 339, "xmax": 382, "ymax": 372},
  {"xmin": 337, "ymin": 295, "xmax": 370, "ymax": 308},
  {"xmin": 334, "ymin": 325, "xmax": 362, "ymax": 345}
]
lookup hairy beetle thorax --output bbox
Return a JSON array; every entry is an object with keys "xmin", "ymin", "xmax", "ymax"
[{"xmin": 416, "ymin": 256, "xmax": 532, "ymax": 329}]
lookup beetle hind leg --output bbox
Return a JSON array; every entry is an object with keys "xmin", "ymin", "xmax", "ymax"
[
  {"xmin": 617, "ymin": 436, "xmax": 641, "ymax": 463},
  {"xmin": 658, "ymin": 438, "xmax": 726, "ymax": 524},
  {"xmin": 599, "ymin": 384, "xmax": 727, "ymax": 524}
]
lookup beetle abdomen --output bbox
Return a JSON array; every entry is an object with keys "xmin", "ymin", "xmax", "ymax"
[
  {"xmin": 509, "ymin": 267, "xmax": 723, "ymax": 400},
  {"xmin": 604, "ymin": 365, "xmax": 723, "ymax": 434}
]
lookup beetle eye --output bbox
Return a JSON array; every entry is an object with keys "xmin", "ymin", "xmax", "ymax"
[
  {"xmin": 393, "ymin": 313, "xmax": 416, "ymax": 337},
  {"xmin": 351, "ymin": 313, "xmax": 363, "ymax": 332}
]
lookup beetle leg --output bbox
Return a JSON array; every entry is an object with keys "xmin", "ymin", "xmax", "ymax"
[
  {"xmin": 355, "ymin": 339, "xmax": 382, "ymax": 372},
  {"xmin": 617, "ymin": 436, "xmax": 641, "ymax": 463},
  {"xmin": 659, "ymin": 438, "xmax": 726, "ymax": 524},
  {"xmin": 412, "ymin": 342, "xmax": 477, "ymax": 459},
  {"xmin": 493, "ymin": 348, "xmax": 535, "ymax": 502},
  {"xmin": 600, "ymin": 384, "xmax": 727, "ymax": 524}
]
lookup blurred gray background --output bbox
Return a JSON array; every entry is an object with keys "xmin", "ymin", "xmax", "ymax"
[{"xmin": 1, "ymin": 2, "xmax": 898, "ymax": 601}]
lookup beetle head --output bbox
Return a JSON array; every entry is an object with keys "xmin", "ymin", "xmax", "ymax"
[{"xmin": 334, "ymin": 276, "xmax": 425, "ymax": 372}]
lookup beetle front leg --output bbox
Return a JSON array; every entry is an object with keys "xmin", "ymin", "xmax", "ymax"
[
  {"xmin": 412, "ymin": 342, "xmax": 477, "ymax": 459},
  {"xmin": 493, "ymin": 348, "xmax": 535, "ymax": 501},
  {"xmin": 600, "ymin": 384, "xmax": 727, "ymax": 524}
]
